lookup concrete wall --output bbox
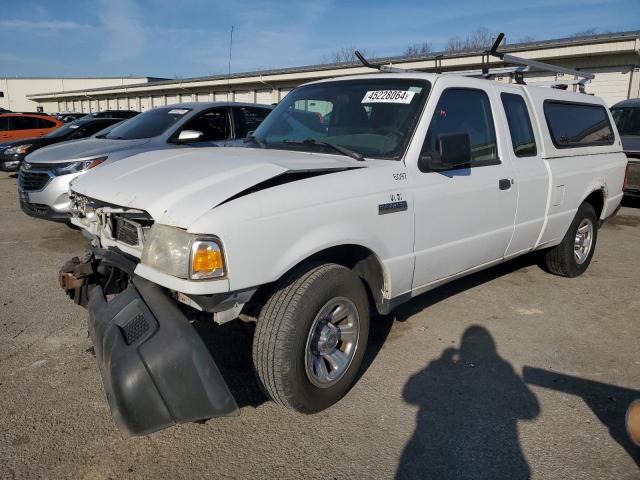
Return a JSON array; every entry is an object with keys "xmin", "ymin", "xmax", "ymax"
[{"xmin": 0, "ymin": 77, "xmax": 150, "ymax": 112}]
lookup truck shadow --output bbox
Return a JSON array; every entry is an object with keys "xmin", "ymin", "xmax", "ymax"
[
  {"xmin": 621, "ymin": 195, "xmax": 640, "ymax": 209},
  {"xmin": 193, "ymin": 319, "xmax": 268, "ymax": 408},
  {"xmin": 195, "ymin": 254, "xmax": 543, "ymax": 409},
  {"xmin": 392, "ymin": 253, "xmax": 542, "ymax": 323}
]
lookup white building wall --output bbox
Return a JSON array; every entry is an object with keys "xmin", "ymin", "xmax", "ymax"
[{"xmin": 0, "ymin": 77, "xmax": 150, "ymax": 112}]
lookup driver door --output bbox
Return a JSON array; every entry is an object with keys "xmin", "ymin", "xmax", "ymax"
[{"xmin": 408, "ymin": 80, "xmax": 517, "ymax": 289}]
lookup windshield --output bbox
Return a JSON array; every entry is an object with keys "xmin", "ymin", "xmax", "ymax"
[
  {"xmin": 252, "ymin": 78, "xmax": 430, "ymax": 159},
  {"xmin": 45, "ymin": 122, "xmax": 81, "ymax": 138},
  {"xmin": 611, "ymin": 107, "xmax": 640, "ymax": 136},
  {"xmin": 102, "ymin": 107, "xmax": 190, "ymax": 140}
]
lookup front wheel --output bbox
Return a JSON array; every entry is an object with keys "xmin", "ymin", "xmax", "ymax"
[
  {"xmin": 543, "ymin": 202, "xmax": 598, "ymax": 277},
  {"xmin": 252, "ymin": 263, "xmax": 370, "ymax": 413}
]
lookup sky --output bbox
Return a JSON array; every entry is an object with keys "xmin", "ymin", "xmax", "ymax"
[{"xmin": 1, "ymin": 0, "xmax": 638, "ymax": 79}]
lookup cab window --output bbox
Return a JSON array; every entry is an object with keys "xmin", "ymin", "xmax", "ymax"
[
  {"xmin": 422, "ymin": 88, "xmax": 499, "ymax": 167},
  {"xmin": 0, "ymin": 117, "xmax": 8, "ymax": 131},
  {"xmin": 501, "ymin": 93, "xmax": 537, "ymax": 157},
  {"xmin": 180, "ymin": 109, "xmax": 230, "ymax": 141}
]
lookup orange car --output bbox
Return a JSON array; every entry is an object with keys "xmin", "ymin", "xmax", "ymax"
[{"xmin": 0, "ymin": 113, "xmax": 64, "ymax": 141}]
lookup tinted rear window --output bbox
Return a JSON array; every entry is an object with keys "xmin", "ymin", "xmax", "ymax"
[
  {"xmin": 611, "ymin": 107, "xmax": 640, "ymax": 136},
  {"xmin": 12, "ymin": 116, "xmax": 39, "ymax": 130},
  {"xmin": 544, "ymin": 101, "xmax": 614, "ymax": 148},
  {"xmin": 37, "ymin": 118, "xmax": 57, "ymax": 128},
  {"xmin": 103, "ymin": 108, "xmax": 189, "ymax": 140}
]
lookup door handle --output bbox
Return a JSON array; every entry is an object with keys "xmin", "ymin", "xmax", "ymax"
[{"xmin": 499, "ymin": 178, "xmax": 512, "ymax": 190}]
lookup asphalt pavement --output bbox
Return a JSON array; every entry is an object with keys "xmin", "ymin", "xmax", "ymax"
[{"xmin": 0, "ymin": 171, "xmax": 638, "ymax": 479}]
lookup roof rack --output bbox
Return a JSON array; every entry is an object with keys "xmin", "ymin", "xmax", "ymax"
[
  {"xmin": 354, "ymin": 33, "xmax": 595, "ymax": 92},
  {"xmin": 488, "ymin": 33, "xmax": 595, "ymax": 91},
  {"xmin": 354, "ymin": 51, "xmax": 418, "ymax": 73}
]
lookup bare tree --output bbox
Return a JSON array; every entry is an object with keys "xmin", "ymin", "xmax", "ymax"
[
  {"xmin": 516, "ymin": 35, "xmax": 536, "ymax": 43},
  {"xmin": 444, "ymin": 27, "xmax": 499, "ymax": 52},
  {"xmin": 571, "ymin": 28, "xmax": 598, "ymax": 37},
  {"xmin": 321, "ymin": 47, "xmax": 375, "ymax": 64},
  {"xmin": 403, "ymin": 41, "xmax": 433, "ymax": 57}
]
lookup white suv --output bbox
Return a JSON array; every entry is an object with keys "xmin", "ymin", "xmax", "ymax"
[{"xmin": 60, "ymin": 70, "xmax": 626, "ymax": 435}]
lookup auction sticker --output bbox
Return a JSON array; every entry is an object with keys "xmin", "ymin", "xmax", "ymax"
[{"xmin": 362, "ymin": 90, "xmax": 415, "ymax": 104}]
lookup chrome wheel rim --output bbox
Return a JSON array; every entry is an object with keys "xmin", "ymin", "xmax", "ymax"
[
  {"xmin": 304, "ymin": 297, "xmax": 360, "ymax": 388},
  {"xmin": 574, "ymin": 218, "xmax": 594, "ymax": 264}
]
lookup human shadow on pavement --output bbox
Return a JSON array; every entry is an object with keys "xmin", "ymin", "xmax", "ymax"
[
  {"xmin": 396, "ymin": 326, "xmax": 539, "ymax": 480},
  {"xmin": 523, "ymin": 366, "xmax": 640, "ymax": 467}
]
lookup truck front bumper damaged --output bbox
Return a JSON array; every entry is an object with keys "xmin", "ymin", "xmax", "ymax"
[{"xmin": 60, "ymin": 251, "xmax": 239, "ymax": 435}]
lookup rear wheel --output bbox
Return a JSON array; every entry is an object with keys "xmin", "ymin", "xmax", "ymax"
[
  {"xmin": 252, "ymin": 263, "xmax": 370, "ymax": 413},
  {"xmin": 544, "ymin": 202, "xmax": 598, "ymax": 277}
]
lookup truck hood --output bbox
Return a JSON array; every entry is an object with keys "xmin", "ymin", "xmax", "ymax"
[
  {"xmin": 26, "ymin": 137, "xmax": 151, "ymax": 164},
  {"xmin": 71, "ymin": 147, "xmax": 363, "ymax": 227}
]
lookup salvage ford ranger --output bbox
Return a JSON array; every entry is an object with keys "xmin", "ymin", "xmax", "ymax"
[{"xmin": 59, "ymin": 67, "xmax": 626, "ymax": 435}]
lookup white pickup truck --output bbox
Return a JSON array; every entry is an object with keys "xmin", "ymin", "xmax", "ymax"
[{"xmin": 59, "ymin": 68, "xmax": 626, "ymax": 435}]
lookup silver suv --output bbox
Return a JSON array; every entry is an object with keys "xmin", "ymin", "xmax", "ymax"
[{"xmin": 18, "ymin": 102, "xmax": 272, "ymax": 222}]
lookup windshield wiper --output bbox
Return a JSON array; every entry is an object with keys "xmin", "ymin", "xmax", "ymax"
[
  {"xmin": 244, "ymin": 135, "xmax": 267, "ymax": 148},
  {"xmin": 282, "ymin": 139, "xmax": 364, "ymax": 161}
]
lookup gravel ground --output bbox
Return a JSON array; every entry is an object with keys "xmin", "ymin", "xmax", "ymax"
[{"xmin": 0, "ymin": 171, "xmax": 638, "ymax": 479}]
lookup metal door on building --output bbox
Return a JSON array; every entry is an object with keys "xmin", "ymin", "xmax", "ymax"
[
  {"xmin": 583, "ymin": 66, "xmax": 633, "ymax": 106},
  {"xmin": 256, "ymin": 89, "xmax": 272, "ymax": 105}
]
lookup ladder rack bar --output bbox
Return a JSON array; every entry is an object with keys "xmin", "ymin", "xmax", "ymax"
[{"xmin": 501, "ymin": 53, "xmax": 594, "ymax": 82}]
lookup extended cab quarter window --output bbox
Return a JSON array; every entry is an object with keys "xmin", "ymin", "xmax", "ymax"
[
  {"xmin": 544, "ymin": 101, "xmax": 614, "ymax": 148},
  {"xmin": 501, "ymin": 93, "xmax": 537, "ymax": 157},
  {"xmin": 422, "ymin": 88, "xmax": 499, "ymax": 167}
]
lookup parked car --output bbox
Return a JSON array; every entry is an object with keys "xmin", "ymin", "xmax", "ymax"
[
  {"xmin": 57, "ymin": 113, "xmax": 86, "ymax": 123},
  {"xmin": 18, "ymin": 102, "xmax": 272, "ymax": 222},
  {"xmin": 59, "ymin": 71, "xmax": 625, "ymax": 435},
  {"xmin": 0, "ymin": 113, "xmax": 64, "ymax": 141},
  {"xmin": 611, "ymin": 98, "xmax": 640, "ymax": 196},
  {"xmin": 0, "ymin": 117, "xmax": 122, "ymax": 171},
  {"xmin": 81, "ymin": 110, "xmax": 139, "ymax": 120}
]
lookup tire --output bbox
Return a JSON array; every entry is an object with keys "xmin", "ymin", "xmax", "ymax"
[
  {"xmin": 252, "ymin": 262, "xmax": 370, "ymax": 413},
  {"xmin": 544, "ymin": 202, "xmax": 598, "ymax": 277}
]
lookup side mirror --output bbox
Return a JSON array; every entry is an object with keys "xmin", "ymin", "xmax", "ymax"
[
  {"xmin": 177, "ymin": 130, "xmax": 204, "ymax": 143},
  {"xmin": 418, "ymin": 133, "xmax": 472, "ymax": 172},
  {"xmin": 245, "ymin": 130, "xmax": 255, "ymax": 139}
]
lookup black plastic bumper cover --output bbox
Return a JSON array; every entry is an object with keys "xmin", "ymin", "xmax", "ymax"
[{"xmin": 87, "ymin": 275, "xmax": 239, "ymax": 436}]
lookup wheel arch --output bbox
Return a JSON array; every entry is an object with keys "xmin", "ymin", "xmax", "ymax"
[
  {"xmin": 582, "ymin": 186, "xmax": 606, "ymax": 220},
  {"xmin": 246, "ymin": 244, "xmax": 389, "ymax": 317}
]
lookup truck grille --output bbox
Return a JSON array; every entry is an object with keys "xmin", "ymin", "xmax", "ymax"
[
  {"xmin": 114, "ymin": 217, "xmax": 141, "ymax": 246},
  {"xmin": 18, "ymin": 171, "xmax": 50, "ymax": 191}
]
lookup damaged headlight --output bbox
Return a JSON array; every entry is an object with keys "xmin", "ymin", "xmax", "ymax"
[{"xmin": 141, "ymin": 224, "xmax": 225, "ymax": 280}]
